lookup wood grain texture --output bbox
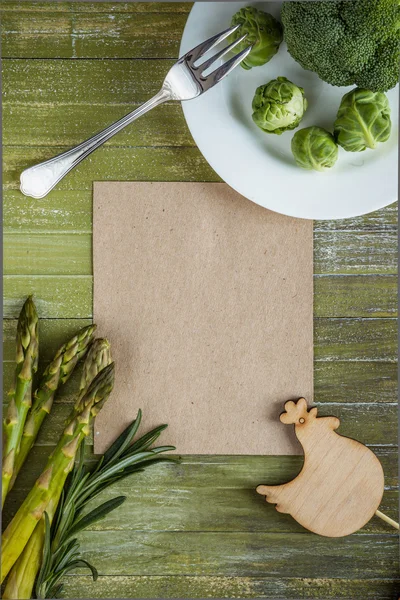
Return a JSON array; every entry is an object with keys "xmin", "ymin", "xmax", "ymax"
[
  {"xmin": 257, "ymin": 399, "xmax": 385, "ymax": 537},
  {"xmin": 1, "ymin": 2, "xmax": 398, "ymax": 598},
  {"xmin": 3, "ymin": 191, "xmax": 93, "ymax": 233},
  {"xmin": 2, "ymin": 59, "xmax": 177, "ymax": 104},
  {"xmin": 1, "ymin": 2, "xmax": 191, "ymax": 14},
  {"xmin": 60, "ymin": 576, "xmax": 400, "ymax": 599},
  {"xmin": 35, "ymin": 530, "xmax": 399, "ymax": 578},
  {"xmin": 314, "ymin": 362, "xmax": 397, "ymax": 403},
  {"xmin": 314, "ymin": 204, "xmax": 398, "ymax": 232},
  {"xmin": 314, "ymin": 318, "xmax": 397, "ymax": 361},
  {"xmin": 3, "ymin": 276, "xmax": 93, "ymax": 318},
  {"xmin": 3, "ymin": 104, "xmax": 194, "ymax": 148},
  {"xmin": 2, "ymin": 12, "xmax": 187, "ymax": 59}
]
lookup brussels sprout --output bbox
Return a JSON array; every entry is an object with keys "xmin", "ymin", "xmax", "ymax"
[
  {"xmin": 252, "ymin": 77, "xmax": 308, "ymax": 134},
  {"xmin": 230, "ymin": 6, "xmax": 283, "ymax": 70},
  {"xmin": 334, "ymin": 88, "xmax": 391, "ymax": 152},
  {"xmin": 291, "ymin": 126, "xmax": 339, "ymax": 172}
]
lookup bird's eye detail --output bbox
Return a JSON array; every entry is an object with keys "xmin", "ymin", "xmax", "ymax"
[{"xmin": 299, "ymin": 418, "xmax": 305, "ymax": 424}]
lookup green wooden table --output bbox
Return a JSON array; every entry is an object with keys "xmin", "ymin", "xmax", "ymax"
[{"xmin": 2, "ymin": 2, "xmax": 399, "ymax": 598}]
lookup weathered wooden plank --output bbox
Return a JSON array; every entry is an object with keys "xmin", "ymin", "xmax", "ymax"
[
  {"xmin": 4, "ymin": 233, "xmax": 91, "ymax": 275},
  {"xmin": 3, "ymin": 104, "xmax": 193, "ymax": 147},
  {"xmin": 317, "ymin": 402, "xmax": 398, "ymax": 444},
  {"xmin": 314, "ymin": 362, "xmax": 397, "ymax": 403},
  {"xmin": 4, "ymin": 317, "xmax": 397, "ymax": 362},
  {"xmin": 1, "ymin": 2, "xmax": 191, "ymax": 14},
  {"xmin": 83, "ymin": 488, "xmax": 398, "ymax": 535},
  {"xmin": 2, "ymin": 59, "xmax": 176, "ymax": 105},
  {"xmin": 2, "ymin": 274, "xmax": 397, "ymax": 318},
  {"xmin": 3, "ymin": 230, "xmax": 397, "ymax": 275},
  {"xmin": 314, "ymin": 275, "xmax": 397, "ymax": 317},
  {"xmin": 0, "ymin": 1, "xmax": 75, "ymax": 12},
  {"xmin": 3, "ymin": 275, "xmax": 92, "ymax": 318},
  {"xmin": 3, "ymin": 191, "xmax": 92, "ymax": 233},
  {"xmin": 61, "ymin": 575, "xmax": 400, "ymax": 599},
  {"xmin": 1, "ymin": 12, "xmax": 73, "ymax": 58},
  {"xmin": 314, "ymin": 204, "xmax": 398, "ymax": 232},
  {"xmin": 2, "ymin": 400, "xmax": 397, "ymax": 448},
  {"xmin": 314, "ymin": 318, "xmax": 397, "ymax": 362},
  {"xmin": 314, "ymin": 232, "xmax": 397, "ymax": 274},
  {"xmin": 1, "ymin": 12, "xmax": 187, "ymax": 59},
  {"xmin": 52, "ymin": 530, "xmax": 400, "ymax": 577},
  {"xmin": 74, "ymin": 12, "xmax": 186, "ymax": 59},
  {"xmin": 3, "ymin": 146, "xmax": 217, "ymax": 192}
]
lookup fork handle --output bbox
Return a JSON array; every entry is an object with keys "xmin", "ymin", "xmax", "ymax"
[{"xmin": 20, "ymin": 88, "xmax": 170, "ymax": 199}]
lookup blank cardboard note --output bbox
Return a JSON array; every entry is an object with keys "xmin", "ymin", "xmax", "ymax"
[{"xmin": 93, "ymin": 182, "xmax": 313, "ymax": 455}]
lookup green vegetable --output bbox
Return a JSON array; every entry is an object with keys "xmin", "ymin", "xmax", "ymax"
[
  {"xmin": 334, "ymin": 88, "xmax": 392, "ymax": 152},
  {"xmin": 291, "ymin": 126, "xmax": 339, "ymax": 172},
  {"xmin": 35, "ymin": 411, "xmax": 175, "ymax": 599},
  {"xmin": 9, "ymin": 324, "xmax": 96, "ymax": 492},
  {"xmin": 281, "ymin": 0, "xmax": 400, "ymax": 92},
  {"xmin": 0, "ymin": 363, "xmax": 115, "ymax": 584},
  {"xmin": 252, "ymin": 77, "xmax": 307, "ymax": 134},
  {"xmin": 230, "ymin": 6, "xmax": 282, "ymax": 70},
  {"xmin": 2, "ymin": 338, "xmax": 113, "ymax": 600},
  {"xmin": 3, "ymin": 492, "xmax": 59, "ymax": 600},
  {"xmin": 2, "ymin": 296, "xmax": 39, "ymax": 507}
]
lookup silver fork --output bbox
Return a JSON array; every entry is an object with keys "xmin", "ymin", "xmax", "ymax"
[{"xmin": 20, "ymin": 25, "xmax": 252, "ymax": 199}]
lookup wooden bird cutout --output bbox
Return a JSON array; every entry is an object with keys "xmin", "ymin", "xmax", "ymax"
[{"xmin": 256, "ymin": 398, "xmax": 385, "ymax": 537}]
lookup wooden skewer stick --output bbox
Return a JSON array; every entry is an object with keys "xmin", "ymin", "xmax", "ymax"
[{"xmin": 375, "ymin": 510, "xmax": 399, "ymax": 530}]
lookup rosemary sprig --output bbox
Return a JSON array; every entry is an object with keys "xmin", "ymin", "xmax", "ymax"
[{"xmin": 35, "ymin": 410, "xmax": 175, "ymax": 599}]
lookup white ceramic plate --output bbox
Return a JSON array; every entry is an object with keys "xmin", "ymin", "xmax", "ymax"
[{"xmin": 180, "ymin": 1, "xmax": 399, "ymax": 220}]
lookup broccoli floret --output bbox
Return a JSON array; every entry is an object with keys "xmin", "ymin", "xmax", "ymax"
[
  {"xmin": 281, "ymin": 0, "xmax": 400, "ymax": 92},
  {"xmin": 356, "ymin": 36, "xmax": 400, "ymax": 92}
]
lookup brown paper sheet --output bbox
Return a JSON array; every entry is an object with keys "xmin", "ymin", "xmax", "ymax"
[{"xmin": 93, "ymin": 182, "xmax": 313, "ymax": 455}]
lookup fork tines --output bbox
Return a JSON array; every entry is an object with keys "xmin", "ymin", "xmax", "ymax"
[{"xmin": 184, "ymin": 25, "xmax": 253, "ymax": 86}]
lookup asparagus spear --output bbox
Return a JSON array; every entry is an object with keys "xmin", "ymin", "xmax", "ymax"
[
  {"xmin": 2, "ymin": 338, "xmax": 113, "ymax": 599},
  {"xmin": 9, "ymin": 324, "xmax": 97, "ymax": 491},
  {"xmin": 2, "ymin": 496, "xmax": 55, "ymax": 600},
  {"xmin": 2, "ymin": 296, "xmax": 39, "ymax": 507},
  {"xmin": 1, "ymin": 363, "xmax": 115, "ymax": 583},
  {"xmin": 77, "ymin": 338, "xmax": 112, "ymax": 403}
]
